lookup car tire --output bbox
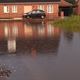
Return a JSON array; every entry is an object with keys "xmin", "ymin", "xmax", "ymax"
[{"xmin": 41, "ymin": 16, "xmax": 45, "ymax": 19}]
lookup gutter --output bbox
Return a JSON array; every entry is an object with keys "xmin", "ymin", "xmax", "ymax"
[{"xmin": 0, "ymin": 2, "xmax": 60, "ymax": 5}]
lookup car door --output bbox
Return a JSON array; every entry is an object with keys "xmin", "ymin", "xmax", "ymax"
[
  {"xmin": 36, "ymin": 10, "xmax": 41, "ymax": 18},
  {"xmin": 31, "ymin": 11, "xmax": 37, "ymax": 18}
]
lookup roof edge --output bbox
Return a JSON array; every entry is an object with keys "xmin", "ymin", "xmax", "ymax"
[{"xmin": 0, "ymin": 2, "xmax": 60, "ymax": 5}]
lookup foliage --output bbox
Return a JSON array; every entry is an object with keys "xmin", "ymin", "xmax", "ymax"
[
  {"xmin": 53, "ymin": 15, "xmax": 80, "ymax": 32},
  {"xmin": 65, "ymin": 0, "xmax": 75, "ymax": 4}
]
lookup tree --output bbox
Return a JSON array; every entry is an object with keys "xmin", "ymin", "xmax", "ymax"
[{"xmin": 65, "ymin": 0, "xmax": 75, "ymax": 4}]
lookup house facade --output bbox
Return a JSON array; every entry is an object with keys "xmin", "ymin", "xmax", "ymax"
[{"xmin": 0, "ymin": 0, "xmax": 60, "ymax": 19}]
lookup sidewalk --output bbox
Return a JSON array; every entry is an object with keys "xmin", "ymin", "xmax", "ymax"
[{"xmin": 0, "ymin": 18, "xmax": 23, "ymax": 21}]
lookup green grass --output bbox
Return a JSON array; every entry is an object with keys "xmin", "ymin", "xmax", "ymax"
[{"xmin": 53, "ymin": 15, "xmax": 80, "ymax": 32}]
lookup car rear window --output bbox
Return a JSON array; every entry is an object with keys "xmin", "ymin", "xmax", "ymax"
[
  {"xmin": 32, "ymin": 11, "xmax": 36, "ymax": 14},
  {"xmin": 36, "ymin": 10, "xmax": 41, "ymax": 13}
]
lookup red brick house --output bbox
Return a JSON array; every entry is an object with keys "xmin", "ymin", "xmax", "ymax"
[{"xmin": 0, "ymin": 0, "xmax": 60, "ymax": 19}]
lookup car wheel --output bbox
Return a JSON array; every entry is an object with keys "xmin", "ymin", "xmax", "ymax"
[{"xmin": 41, "ymin": 16, "xmax": 45, "ymax": 19}]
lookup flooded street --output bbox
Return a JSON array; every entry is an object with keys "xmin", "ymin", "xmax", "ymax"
[{"xmin": 0, "ymin": 21, "xmax": 80, "ymax": 80}]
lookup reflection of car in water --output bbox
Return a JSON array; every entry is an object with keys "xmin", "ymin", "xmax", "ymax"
[{"xmin": 23, "ymin": 9, "xmax": 46, "ymax": 19}]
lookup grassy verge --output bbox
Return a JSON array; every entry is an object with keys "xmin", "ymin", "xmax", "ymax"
[{"xmin": 53, "ymin": 15, "xmax": 80, "ymax": 32}]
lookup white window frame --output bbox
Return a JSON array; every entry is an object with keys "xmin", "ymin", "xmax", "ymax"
[
  {"xmin": 3, "ymin": 6, "xmax": 9, "ymax": 13},
  {"xmin": 12, "ymin": 5, "xmax": 17, "ymax": 13},
  {"xmin": 47, "ymin": 4, "xmax": 53, "ymax": 13},
  {"xmin": 38, "ymin": 5, "xmax": 44, "ymax": 10}
]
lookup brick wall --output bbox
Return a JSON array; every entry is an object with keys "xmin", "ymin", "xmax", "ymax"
[{"xmin": 0, "ymin": 4, "xmax": 24, "ymax": 19}]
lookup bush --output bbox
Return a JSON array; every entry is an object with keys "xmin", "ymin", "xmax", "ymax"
[{"xmin": 53, "ymin": 15, "xmax": 80, "ymax": 32}]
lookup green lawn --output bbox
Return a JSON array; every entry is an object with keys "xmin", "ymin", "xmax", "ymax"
[{"xmin": 53, "ymin": 15, "xmax": 80, "ymax": 32}]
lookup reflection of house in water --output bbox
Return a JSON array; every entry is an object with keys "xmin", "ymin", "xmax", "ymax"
[
  {"xmin": 0, "ymin": 21, "xmax": 61, "ymax": 56},
  {"xmin": 8, "ymin": 39, "xmax": 16, "ymax": 53}
]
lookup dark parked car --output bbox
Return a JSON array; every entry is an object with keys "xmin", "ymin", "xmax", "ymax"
[{"xmin": 23, "ymin": 9, "xmax": 46, "ymax": 19}]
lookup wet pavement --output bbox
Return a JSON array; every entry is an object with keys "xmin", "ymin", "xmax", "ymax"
[{"xmin": 0, "ymin": 21, "xmax": 80, "ymax": 80}]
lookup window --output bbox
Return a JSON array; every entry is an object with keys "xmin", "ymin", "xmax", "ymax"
[
  {"xmin": 3, "ymin": 6, "xmax": 9, "ymax": 13},
  {"xmin": 47, "ymin": 5, "xmax": 53, "ymax": 13},
  {"xmin": 38, "ymin": 5, "xmax": 44, "ymax": 10},
  {"xmin": 12, "ymin": 6, "xmax": 17, "ymax": 13},
  {"xmin": 32, "ymin": 11, "xmax": 36, "ymax": 14},
  {"xmin": 37, "ymin": 10, "xmax": 40, "ymax": 13}
]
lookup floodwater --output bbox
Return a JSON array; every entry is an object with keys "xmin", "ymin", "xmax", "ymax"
[{"xmin": 0, "ymin": 21, "xmax": 80, "ymax": 80}]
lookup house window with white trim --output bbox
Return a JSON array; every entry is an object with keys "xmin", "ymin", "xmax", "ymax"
[
  {"xmin": 12, "ymin": 6, "xmax": 17, "ymax": 13},
  {"xmin": 47, "ymin": 5, "xmax": 53, "ymax": 13},
  {"xmin": 3, "ymin": 6, "xmax": 9, "ymax": 13},
  {"xmin": 38, "ymin": 5, "xmax": 44, "ymax": 10}
]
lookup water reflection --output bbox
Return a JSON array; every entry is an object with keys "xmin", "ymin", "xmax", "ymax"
[
  {"xmin": 1, "ymin": 21, "xmax": 80, "ymax": 80},
  {"xmin": 0, "ymin": 21, "xmax": 61, "ymax": 55},
  {"xmin": 8, "ymin": 39, "xmax": 16, "ymax": 53},
  {"xmin": 64, "ymin": 31, "xmax": 74, "ymax": 42}
]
